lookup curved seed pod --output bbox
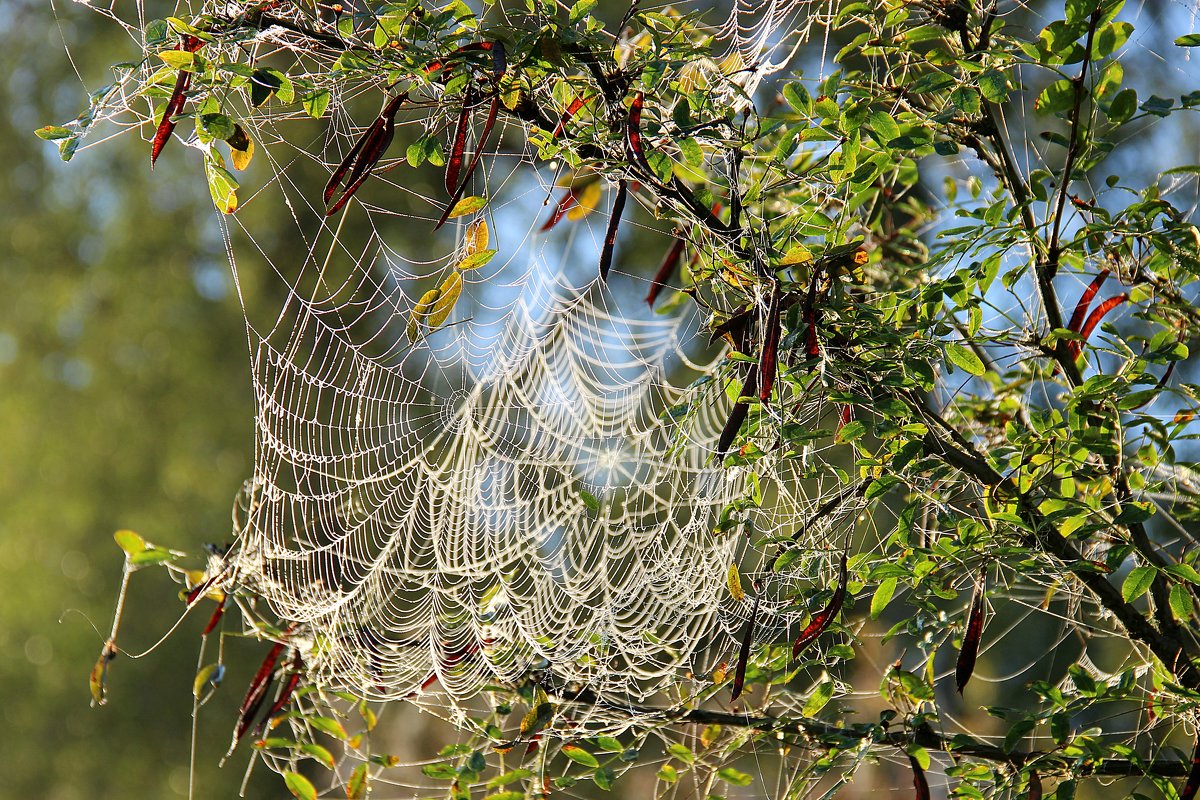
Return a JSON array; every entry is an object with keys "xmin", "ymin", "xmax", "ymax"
[
  {"xmin": 234, "ymin": 640, "xmax": 287, "ymax": 744},
  {"xmin": 1182, "ymin": 731, "xmax": 1200, "ymax": 800},
  {"xmin": 1067, "ymin": 269, "xmax": 1111, "ymax": 334},
  {"xmin": 1066, "ymin": 269, "xmax": 1111, "ymax": 358},
  {"xmin": 541, "ymin": 186, "xmax": 582, "ymax": 231},
  {"xmin": 552, "ymin": 96, "xmax": 587, "ymax": 140},
  {"xmin": 909, "ymin": 753, "xmax": 931, "ymax": 800},
  {"xmin": 803, "ymin": 265, "xmax": 824, "ymax": 358},
  {"xmin": 1076, "ymin": 293, "xmax": 1129, "ymax": 348},
  {"xmin": 254, "ymin": 651, "xmax": 304, "ymax": 737},
  {"xmin": 837, "ymin": 404, "xmax": 854, "ymax": 432},
  {"xmin": 759, "ymin": 281, "xmax": 782, "ymax": 402},
  {"xmin": 716, "ymin": 371, "xmax": 757, "ymax": 457},
  {"xmin": 791, "ymin": 553, "xmax": 848, "ymax": 660},
  {"xmin": 444, "ymin": 89, "xmax": 474, "ymax": 194},
  {"xmin": 646, "ymin": 237, "xmax": 685, "ymax": 306},
  {"xmin": 598, "ymin": 180, "xmax": 628, "ymax": 282},
  {"xmin": 324, "ymin": 94, "xmax": 405, "ymax": 215},
  {"xmin": 626, "ymin": 92, "xmax": 652, "ymax": 174},
  {"xmin": 955, "ymin": 583, "xmax": 984, "ymax": 694},
  {"xmin": 201, "ymin": 596, "xmax": 227, "ymax": 636},
  {"xmin": 151, "ymin": 36, "xmax": 206, "ymax": 166},
  {"xmin": 730, "ymin": 593, "xmax": 760, "ymax": 701},
  {"xmin": 1028, "ymin": 770, "xmax": 1043, "ymax": 800}
]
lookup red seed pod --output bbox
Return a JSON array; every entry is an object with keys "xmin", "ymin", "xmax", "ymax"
[
  {"xmin": 1076, "ymin": 293, "xmax": 1128, "ymax": 347},
  {"xmin": 1068, "ymin": 269, "xmax": 1111, "ymax": 334},
  {"xmin": 598, "ymin": 180, "xmax": 628, "ymax": 282},
  {"xmin": 1182, "ymin": 731, "xmax": 1200, "ymax": 800},
  {"xmin": 646, "ymin": 237, "xmax": 686, "ymax": 306},
  {"xmin": 730, "ymin": 593, "xmax": 761, "ymax": 701},
  {"xmin": 626, "ymin": 92, "xmax": 652, "ymax": 174},
  {"xmin": 1028, "ymin": 770, "xmax": 1043, "ymax": 800},
  {"xmin": 759, "ymin": 282, "xmax": 783, "ymax": 402},
  {"xmin": 716, "ymin": 371, "xmax": 758, "ymax": 457},
  {"xmin": 909, "ymin": 753, "xmax": 931, "ymax": 800},
  {"xmin": 552, "ymin": 96, "xmax": 587, "ymax": 140},
  {"xmin": 201, "ymin": 596, "xmax": 227, "ymax": 636},
  {"xmin": 955, "ymin": 584, "xmax": 984, "ymax": 694},
  {"xmin": 324, "ymin": 93, "xmax": 405, "ymax": 215},
  {"xmin": 791, "ymin": 553, "xmax": 848, "ymax": 661},
  {"xmin": 150, "ymin": 37, "xmax": 206, "ymax": 166},
  {"xmin": 254, "ymin": 651, "xmax": 304, "ymax": 737},
  {"xmin": 445, "ymin": 91, "xmax": 474, "ymax": 194},
  {"xmin": 234, "ymin": 640, "xmax": 287, "ymax": 744}
]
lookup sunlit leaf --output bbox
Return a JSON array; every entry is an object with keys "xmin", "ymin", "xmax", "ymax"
[{"xmin": 284, "ymin": 771, "xmax": 317, "ymax": 800}]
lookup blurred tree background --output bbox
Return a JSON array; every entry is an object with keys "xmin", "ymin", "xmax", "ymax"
[{"xmin": 0, "ymin": 1, "xmax": 279, "ymax": 796}]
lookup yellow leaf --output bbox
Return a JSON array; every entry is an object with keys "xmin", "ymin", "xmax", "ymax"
[
  {"xmin": 408, "ymin": 288, "xmax": 440, "ymax": 342},
  {"xmin": 720, "ymin": 260, "xmax": 755, "ymax": 289},
  {"xmin": 113, "ymin": 529, "xmax": 146, "ymax": 556},
  {"xmin": 428, "ymin": 272, "xmax": 463, "ymax": 329},
  {"xmin": 567, "ymin": 179, "xmax": 602, "ymax": 221},
  {"xmin": 779, "ymin": 245, "xmax": 813, "ymax": 266},
  {"xmin": 448, "ymin": 195, "xmax": 487, "ymax": 219},
  {"xmin": 711, "ymin": 661, "xmax": 728, "ymax": 683},
  {"xmin": 230, "ymin": 137, "xmax": 254, "ymax": 171},
  {"xmin": 727, "ymin": 564, "xmax": 745, "ymax": 602},
  {"xmin": 464, "ymin": 219, "xmax": 489, "ymax": 257}
]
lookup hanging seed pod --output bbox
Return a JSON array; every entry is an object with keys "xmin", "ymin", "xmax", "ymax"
[
  {"xmin": 909, "ymin": 753, "xmax": 931, "ymax": 800},
  {"xmin": 598, "ymin": 180, "xmax": 628, "ymax": 282},
  {"xmin": 324, "ymin": 93, "xmax": 406, "ymax": 215},
  {"xmin": 716, "ymin": 371, "xmax": 758, "ymax": 457},
  {"xmin": 759, "ymin": 281, "xmax": 782, "ymax": 402},
  {"xmin": 730, "ymin": 593, "xmax": 760, "ymax": 701},
  {"xmin": 646, "ymin": 237, "xmax": 685, "ymax": 307},
  {"xmin": 1076, "ymin": 293, "xmax": 1128, "ymax": 350},
  {"xmin": 254, "ymin": 651, "xmax": 304, "ymax": 737},
  {"xmin": 955, "ymin": 582, "xmax": 984, "ymax": 694},
  {"xmin": 233, "ymin": 640, "xmax": 287, "ymax": 744},
  {"xmin": 151, "ymin": 36, "xmax": 206, "ymax": 166},
  {"xmin": 791, "ymin": 553, "xmax": 848, "ymax": 660},
  {"xmin": 1182, "ymin": 731, "xmax": 1200, "ymax": 800}
]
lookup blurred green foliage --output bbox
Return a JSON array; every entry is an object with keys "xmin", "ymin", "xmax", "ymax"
[{"xmin": 0, "ymin": 2, "xmax": 278, "ymax": 796}]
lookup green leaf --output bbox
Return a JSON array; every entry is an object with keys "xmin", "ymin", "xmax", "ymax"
[
  {"xmin": 802, "ymin": 680, "xmax": 835, "ymax": 717},
  {"xmin": 1121, "ymin": 565, "xmax": 1157, "ymax": 603},
  {"xmin": 1107, "ymin": 88, "xmax": 1138, "ymax": 124},
  {"xmin": 485, "ymin": 793, "xmax": 527, "ymax": 800},
  {"xmin": 569, "ymin": 0, "xmax": 598, "ymax": 24},
  {"xmin": 455, "ymin": 250, "xmax": 497, "ymax": 272},
  {"xmin": 866, "ymin": 110, "xmax": 900, "ymax": 145},
  {"xmin": 561, "ymin": 744, "xmax": 599, "ymax": 768},
  {"xmin": 679, "ymin": 137, "xmax": 703, "ymax": 168},
  {"xmin": 301, "ymin": 743, "xmax": 335, "ymax": 769},
  {"xmin": 946, "ymin": 342, "xmax": 986, "ymax": 376},
  {"xmin": 1169, "ymin": 583, "xmax": 1194, "ymax": 621},
  {"xmin": 592, "ymin": 766, "xmax": 614, "ymax": 791},
  {"xmin": 595, "ymin": 736, "xmax": 623, "ymax": 752},
  {"xmin": 579, "ymin": 488, "xmax": 600, "ymax": 514},
  {"xmin": 193, "ymin": 663, "xmax": 222, "ymax": 696},
  {"xmin": 906, "ymin": 744, "xmax": 931, "ymax": 771},
  {"xmin": 1003, "ymin": 719, "xmax": 1036, "ymax": 754},
  {"xmin": 667, "ymin": 742, "xmax": 695, "ymax": 763},
  {"xmin": 1034, "ymin": 79, "xmax": 1077, "ymax": 116},
  {"xmin": 1176, "ymin": 33, "xmax": 1200, "ymax": 46},
  {"xmin": 35, "ymin": 125, "xmax": 73, "ymax": 140},
  {"xmin": 284, "ymin": 772, "xmax": 316, "ymax": 800},
  {"xmin": 347, "ymin": 763, "xmax": 369, "ymax": 799},
  {"xmin": 717, "ymin": 767, "xmax": 754, "ymax": 786},
  {"xmin": 487, "ymin": 769, "xmax": 533, "ymax": 787},
  {"xmin": 871, "ymin": 577, "xmax": 898, "ymax": 619},
  {"xmin": 309, "ymin": 716, "xmax": 348, "ymax": 740},
  {"xmin": 302, "ymin": 90, "xmax": 331, "ymax": 119}
]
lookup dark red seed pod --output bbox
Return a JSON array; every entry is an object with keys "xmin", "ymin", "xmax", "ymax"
[
  {"xmin": 552, "ymin": 96, "xmax": 587, "ymax": 140},
  {"xmin": 646, "ymin": 237, "xmax": 686, "ymax": 306},
  {"xmin": 150, "ymin": 36, "xmax": 205, "ymax": 166},
  {"xmin": 626, "ymin": 92, "xmax": 652, "ymax": 174},
  {"xmin": 201, "ymin": 596, "xmax": 227, "ymax": 636},
  {"xmin": 837, "ymin": 404, "xmax": 854, "ymax": 432},
  {"xmin": 1182, "ymin": 731, "xmax": 1200, "ymax": 800},
  {"xmin": 324, "ymin": 94, "xmax": 405, "ymax": 215},
  {"xmin": 716, "ymin": 371, "xmax": 758, "ymax": 457},
  {"xmin": 540, "ymin": 186, "xmax": 582, "ymax": 232},
  {"xmin": 234, "ymin": 640, "xmax": 287, "ymax": 743},
  {"xmin": 730, "ymin": 593, "xmax": 760, "ymax": 701},
  {"xmin": 759, "ymin": 282, "xmax": 782, "ymax": 402},
  {"xmin": 1028, "ymin": 770, "xmax": 1043, "ymax": 800},
  {"xmin": 598, "ymin": 180, "xmax": 628, "ymax": 282},
  {"xmin": 909, "ymin": 753, "xmax": 931, "ymax": 800},
  {"xmin": 791, "ymin": 553, "xmax": 848, "ymax": 661},
  {"xmin": 444, "ymin": 91, "xmax": 474, "ymax": 194},
  {"xmin": 955, "ymin": 584, "xmax": 984, "ymax": 694},
  {"xmin": 1075, "ymin": 293, "xmax": 1128, "ymax": 352},
  {"xmin": 254, "ymin": 651, "xmax": 303, "ymax": 737}
]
